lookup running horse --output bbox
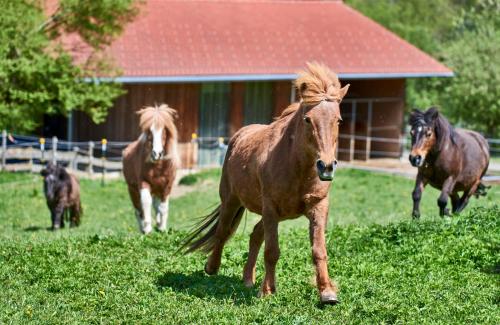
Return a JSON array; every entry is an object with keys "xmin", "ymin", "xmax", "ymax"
[
  {"xmin": 409, "ymin": 107, "xmax": 490, "ymax": 218},
  {"xmin": 123, "ymin": 104, "xmax": 179, "ymax": 234},
  {"xmin": 181, "ymin": 63, "xmax": 350, "ymax": 304}
]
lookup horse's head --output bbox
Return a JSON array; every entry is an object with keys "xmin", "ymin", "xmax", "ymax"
[
  {"xmin": 408, "ymin": 107, "xmax": 440, "ymax": 167},
  {"xmin": 137, "ymin": 104, "xmax": 178, "ymax": 163},
  {"xmin": 295, "ymin": 63, "xmax": 349, "ymax": 181},
  {"xmin": 40, "ymin": 162, "xmax": 68, "ymax": 200}
]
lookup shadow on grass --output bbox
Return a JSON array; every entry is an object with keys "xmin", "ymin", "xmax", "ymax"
[
  {"xmin": 156, "ymin": 270, "xmax": 257, "ymax": 305},
  {"xmin": 23, "ymin": 226, "xmax": 50, "ymax": 232}
]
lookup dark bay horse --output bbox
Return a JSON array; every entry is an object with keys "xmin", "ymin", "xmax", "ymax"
[
  {"xmin": 41, "ymin": 162, "xmax": 82, "ymax": 230},
  {"xmin": 409, "ymin": 107, "xmax": 490, "ymax": 218},
  {"xmin": 181, "ymin": 63, "xmax": 349, "ymax": 304},
  {"xmin": 123, "ymin": 104, "xmax": 179, "ymax": 234}
]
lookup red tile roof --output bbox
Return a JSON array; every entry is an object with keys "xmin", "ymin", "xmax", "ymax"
[{"xmin": 79, "ymin": 0, "xmax": 454, "ymax": 81}]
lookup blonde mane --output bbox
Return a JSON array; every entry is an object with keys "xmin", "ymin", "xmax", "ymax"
[
  {"xmin": 136, "ymin": 104, "xmax": 179, "ymax": 165},
  {"xmin": 276, "ymin": 62, "xmax": 347, "ymax": 120},
  {"xmin": 137, "ymin": 104, "xmax": 178, "ymax": 137}
]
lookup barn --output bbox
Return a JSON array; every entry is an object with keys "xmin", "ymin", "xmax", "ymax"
[{"xmin": 66, "ymin": 0, "xmax": 452, "ymax": 166}]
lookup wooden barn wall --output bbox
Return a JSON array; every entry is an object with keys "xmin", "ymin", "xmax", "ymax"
[
  {"xmin": 337, "ymin": 79, "xmax": 406, "ymax": 160},
  {"xmin": 73, "ymin": 83, "xmax": 200, "ymax": 143},
  {"xmin": 73, "ymin": 79, "xmax": 405, "ymax": 166}
]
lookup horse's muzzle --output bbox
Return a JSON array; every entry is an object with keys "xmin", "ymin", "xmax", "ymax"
[
  {"xmin": 151, "ymin": 150, "xmax": 164, "ymax": 161},
  {"xmin": 316, "ymin": 159, "xmax": 337, "ymax": 181},
  {"xmin": 409, "ymin": 154, "xmax": 423, "ymax": 167}
]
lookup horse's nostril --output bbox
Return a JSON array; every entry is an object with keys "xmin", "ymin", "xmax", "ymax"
[{"xmin": 316, "ymin": 159, "xmax": 326, "ymax": 171}]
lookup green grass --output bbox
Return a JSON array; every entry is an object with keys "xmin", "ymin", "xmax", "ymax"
[{"xmin": 0, "ymin": 169, "xmax": 499, "ymax": 323}]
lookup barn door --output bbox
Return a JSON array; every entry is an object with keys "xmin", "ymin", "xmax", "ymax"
[{"xmin": 198, "ymin": 82, "xmax": 230, "ymax": 166}]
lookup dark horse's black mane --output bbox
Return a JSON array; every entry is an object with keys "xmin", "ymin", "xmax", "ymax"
[{"xmin": 409, "ymin": 107, "xmax": 456, "ymax": 151}]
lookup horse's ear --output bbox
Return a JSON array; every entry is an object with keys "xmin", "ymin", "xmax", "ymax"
[
  {"xmin": 298, "ymin": 82, "xmax": 307, "ymax": 99},
  {"xmin": 40, "ymin": 169, "xmax": 48, "ymax": 176},
  {"xmin": 426, "ymin": 107, "xmax": 439, "ymax": 121},
  {"xmin": 339, "ymin": 84, "xmax": 350, "ymax": 99}
]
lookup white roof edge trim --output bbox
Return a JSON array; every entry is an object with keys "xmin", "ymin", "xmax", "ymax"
[{"xmin": 84, "ymin": 72, "xmax": 454, "ymax": 83}]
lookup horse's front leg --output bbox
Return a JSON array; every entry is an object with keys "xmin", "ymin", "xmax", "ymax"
[
  {"xmin": 259, "ymin": 206, "xmax": 280, "ymax": 297},
  {"xmin": 412, "ymin": 172, "xmax": 426, "ymax": 219},
  {"xmin": 307, "ymin": 198, "xmax": 337, "ymax": 304},
  {"xmin": 156, "ymin": 196, "xmax": 169, "ymax": 232},
  {"xmin": 140, "ymin": 184, "xmax": 153, "ymax": 234},
  {"xmin": 438, "ymin": 176, "xmax": 456, "ymax": 217},
  {"xmin": 52, "ymin": 204, "xmax": 65, "ymax": 230}
]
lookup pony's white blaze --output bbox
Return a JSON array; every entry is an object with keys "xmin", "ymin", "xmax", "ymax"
[
  {"xmin": 140, "ymin": 188, "xmax": 153, "ymax": 234},
  {"xmin": 157, "ymin": 197, "xmax": 169, "ymax": 232},
  {"xmin": 151, "ymin": 124, "xmax": 164, "ymax": 158}
]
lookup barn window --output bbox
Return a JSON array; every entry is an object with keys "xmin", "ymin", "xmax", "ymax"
[
  {"xmin": 198, "ymin": 82, "xmax": 231, "ymax": 166},
  {"xmin": 243, "ymin": 82, "xmax": 273, "ymax": 125},
  {"xmin": 199, "ymin": 83, "xmax": 230, "ymax": 137}
]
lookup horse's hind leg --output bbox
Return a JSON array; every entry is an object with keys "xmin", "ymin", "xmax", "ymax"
[
  {"xmin": 455, "ymin": 181, "xmax": 481, "ymax": 214},
  {"xmin": 70, "ymin": 202, "xmax": 81, "ymax": 227},
  {"xmin": 243, "ymin": 220, "xmax": 264, "ymax": 287},
  {"xmin": 205, "ymin": 195, "xmax": 243, "ymax": 275}
]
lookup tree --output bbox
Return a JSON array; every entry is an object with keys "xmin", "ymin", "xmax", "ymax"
[
  {"xmin": 0, "ymin": 0, "xmax": 142, "ymax": 133},
  {"xmin": 346, "ymin": 0, "xmax": 498, "ymax": 137},
  {"xmin": 439, "ymin": 0, "xmax": 500, "ymax": 136}
]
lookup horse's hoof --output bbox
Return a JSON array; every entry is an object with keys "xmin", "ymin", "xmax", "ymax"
[
  {"xmin": 320, "ymin": 291, "xmax": 339, "ymax": 305},
  {"xmin": 243, "ymin": 278, "xmax": 255, "ymax": 288},
  {"xmin": 204, "ymin": 262, "xmax": 218, "ymax": 275},
  {"xmin": 157, "ymin": 226, "xmax": 167, "ymax": 233},
  {"xmin": 142, "ymin": 224, "xmax": 152, "ymax": 234}
]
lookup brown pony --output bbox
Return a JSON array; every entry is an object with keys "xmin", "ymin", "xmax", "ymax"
[
  {"xmin": 123, "ymin": 104, "xmax": 179, "ymax": 234},
  {"xmin": 409, "ymin": 107, "xmax": 490, "ymax": 218},
  {"xmin": 181, "ymin": 63, "xmax": 349, "ymax": 304}
]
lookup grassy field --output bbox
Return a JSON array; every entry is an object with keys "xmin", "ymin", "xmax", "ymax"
[{"xmin": 0, "ymin": 168, "xmax": 498, "ymax": 323}]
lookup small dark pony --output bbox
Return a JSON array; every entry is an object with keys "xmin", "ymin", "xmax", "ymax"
[
  {"xmin": 41, "ymin": 162, "xmax": 82, "ymax": 230},
  {"xmin": 408, "ymin": 107, "xmax": 490, "ymax": 217}
]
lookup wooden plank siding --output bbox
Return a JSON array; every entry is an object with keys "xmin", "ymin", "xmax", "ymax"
[{"xmin": 71, "ymin": 79, "xmax": 405, "ymax": 166}]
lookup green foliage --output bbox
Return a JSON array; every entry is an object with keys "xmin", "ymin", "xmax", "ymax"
[
  {"xmin": 346, "ymin": 0, "xmax": 499, "ymax": 137},
  {"xmin": 0, "ymin": 0, "xmax": 141, "ymax": 133},
  {"xmin": 0, "ymin": 170, "xmax": 498, "ymax": 323},
  {"xmin": 439, "ymin": 0, "xmax": 500, "ymax": 135}
]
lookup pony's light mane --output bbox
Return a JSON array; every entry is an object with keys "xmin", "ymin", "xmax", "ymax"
[
  {"xmin": 276, "ymin": 62, "xmax": 345, "ymax": 121},
  {"xmin": 137, "ymin": 104, "xmax": 177, "ymax": 136}
]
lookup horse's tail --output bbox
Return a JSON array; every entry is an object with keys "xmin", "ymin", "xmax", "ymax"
[
  {"xmin": 179, "ymin": 204, "xmax": 245, "ymax": 254},
  {"xmin": 474, "ymin": 182, "xmax": 490, "ymax": 198}
]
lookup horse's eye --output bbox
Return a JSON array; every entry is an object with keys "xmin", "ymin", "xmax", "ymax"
[
  {"xmin": 425, "ymin": 131, "xmax": 432, "ymax": 137},
  {"xmin": 303, "ymin": 116, "xmax": 311, "ymax": 124}
]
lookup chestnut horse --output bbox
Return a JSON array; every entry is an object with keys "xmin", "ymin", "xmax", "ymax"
[
  {"xmin": 181, "ymin": 63, "xmax": 349, "ymax": 304},
  {"xmin": 409, "ymin": 107, "xmax": 490, "ymax": 218},
  {"xmin": 123, "ymin": 104, "xmax": 179, "ymax": 234}
]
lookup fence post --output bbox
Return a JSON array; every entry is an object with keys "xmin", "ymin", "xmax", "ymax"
[
  {"xmin": 29, "ymin": 145, "xmax": 34, "ymax": 172},
  {"xmin": 1, "ymin": 130, "xmax": 6, "ymax": 171},
  {"xmin": 72, "ymin": 147, "xmax": 79, "ymax": 171},
  {"xmin": 88, "ymin": 141, "xmax": 94, "ymax": 177},
  {"xmin": 101, "ymin": 139, "xmax": 107, "ymax": 186},
  {"xmin": 52, "ymin": 136, "xmax": 58, "ymax": 164}
]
